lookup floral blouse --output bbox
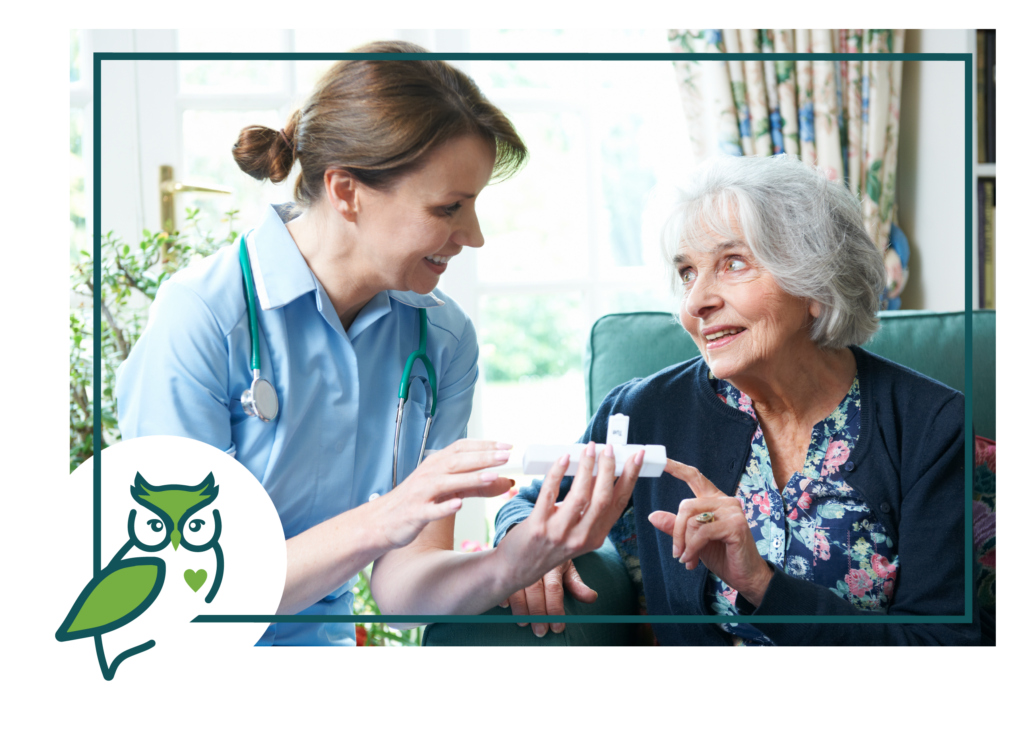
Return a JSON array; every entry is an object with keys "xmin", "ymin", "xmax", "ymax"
[
  {"xmin": 707, "ymin": 374, "xmax": 899, "ymax": 645},
  {"xmin": 607, "ymin": 373, "xmax": 899, "ymax": 646}
]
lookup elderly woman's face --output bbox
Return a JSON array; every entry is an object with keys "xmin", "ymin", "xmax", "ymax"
[{"xmin": 675, "ymin": 232, "xmax": 815, "ymax": 381}]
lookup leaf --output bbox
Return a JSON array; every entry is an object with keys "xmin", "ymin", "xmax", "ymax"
[
  {"xmin": 756, "ymin": 538, "xmax": 770, "ymax": 556},
  {"xmin": 817, "ymin": 503, "xmax": 846, "ymax": 519},
  {"xmin": 55, "ymin": 558, "xmax": 166, "ymax": 641},
  {"xmin": 871, "ymin": 532, "xmax": 888, "ymax": 544}
]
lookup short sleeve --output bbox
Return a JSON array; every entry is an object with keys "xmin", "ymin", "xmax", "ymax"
[
  {"xmin": 423, "ymin": 313, "xmax": 479, "ymax": 450},
  {"xmin": 115, "ymin": 281, "xmax": 234, "ymax": 453}
]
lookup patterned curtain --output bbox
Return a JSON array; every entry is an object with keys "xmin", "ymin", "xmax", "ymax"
[{"xmin": 668, "ymin": 29, "xmax": 907, "ymax": 305}]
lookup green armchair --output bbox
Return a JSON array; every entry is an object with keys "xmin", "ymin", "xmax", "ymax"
[{"xmin": 423, "ymin": 310, "xmax": 995, "ymax": 646}]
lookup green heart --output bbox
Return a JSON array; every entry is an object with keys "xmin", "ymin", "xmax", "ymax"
[{"xmin": 184, "ymin": 569, "xmax": 208, "ymax": 593}]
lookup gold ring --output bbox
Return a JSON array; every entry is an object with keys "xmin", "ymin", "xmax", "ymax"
[{"xmin": 696, "ymin": 512, "xmax": 715, "ymax": 524}]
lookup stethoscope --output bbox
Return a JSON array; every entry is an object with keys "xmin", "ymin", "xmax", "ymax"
[{"xmin": 238, "ymin": 234, "xmax": 438, "ymax": 489}]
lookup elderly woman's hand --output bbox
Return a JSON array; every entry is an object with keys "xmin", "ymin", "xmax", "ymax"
[
  {"xmin": 495, "ymin": 442, "xmax": 644, "ymax": 635},
  {"xmin": 648, "ymin": 460, "xmax": 774, "ymax": 607}
]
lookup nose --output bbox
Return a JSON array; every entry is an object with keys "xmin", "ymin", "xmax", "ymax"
[
  {"xmin": 452, "ymin": 206, "xmax": 485, "ymax": 249},
  {"xmin": 683, "ymin": 273, "xmax": 723, "ymax": 321}
]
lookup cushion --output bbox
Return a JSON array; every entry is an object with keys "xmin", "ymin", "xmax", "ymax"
[{"xmin": 973, "ymin": 435, "xmax": 996, "ymax": 615}]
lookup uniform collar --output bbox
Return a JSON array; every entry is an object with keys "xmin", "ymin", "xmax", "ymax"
[
  {"xmin": 245, "ymin": 205, "xmax": 318, "ymax": 311},
  {"xmin": 388, "ymin": 290, "xmax": 445, "ymax": 309},
  {"xmin": 247, "ymin": 204, "xmax": 447, "ymax": 313}
]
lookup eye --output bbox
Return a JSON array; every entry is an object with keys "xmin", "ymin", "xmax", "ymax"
[
  {"xmin": 440, "ymin": 202, "xmax": 462, "ymax": 217},
  {"xmin": 725, "ymin": 258, "xmax": 746, "ymax": 272},
  {"xmin": 678, "ymin": 268, "xmax": 696, "ymax": 286},
  {"xmin": 132, "ymin": 510, "xmax": 169, "ymax": 549},
  {"xmin": 181, "ymin": 510, "xmax": 217, "ymax": 548}
]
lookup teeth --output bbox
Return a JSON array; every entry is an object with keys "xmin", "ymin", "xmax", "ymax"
[
  {"xmin": 706, "ymin": 328, "xmax": 743, "ymax": 341},
  {"xmin": 425, "ymin": 254, "xmax": 452, "ymax": 265}
]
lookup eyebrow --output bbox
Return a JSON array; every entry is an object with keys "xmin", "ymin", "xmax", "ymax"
[
  {"xmin": 445, "ymin": 191, "xmax": 477, "ymax": 200},
  {"xmin": 673, "ymin": 239, "xmax": 748, "ymax": 267}
]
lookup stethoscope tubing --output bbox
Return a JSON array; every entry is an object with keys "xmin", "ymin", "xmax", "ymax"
[{"xmin": 238, "ymin": 232, "xmax": 437, "ymax": 490}]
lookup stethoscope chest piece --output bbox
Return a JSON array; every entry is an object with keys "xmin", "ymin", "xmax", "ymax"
[
  {"xmin": 239, "ymin": 234, "xmax": 280, "ymax": 423},
  {"xmin": 241, "ymin": 372, "xmax": 279, "ymax": 421}
]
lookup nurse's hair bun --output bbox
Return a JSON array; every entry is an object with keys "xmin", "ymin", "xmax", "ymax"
[
  {"xmin": 230, "ymin": 39, "xmax": 528, "ymax": 207},
  {"xmin": 232, "ymin": 116, "xmax": 298, "ymax": 184}
]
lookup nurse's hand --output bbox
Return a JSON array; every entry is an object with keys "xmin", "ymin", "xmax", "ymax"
[
  {"xmin": 377, "ymin": 439, "xmax": 514, "ymax": 550},
  {"xmin": 495, "ymin": 442, "xmax": 644, "ymax": 634}
]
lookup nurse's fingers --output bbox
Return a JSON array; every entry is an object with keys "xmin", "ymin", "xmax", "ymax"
[
  {"xmin": 427, "ymin": 448, "xmax": 514, "ymax": 474},
  {"xmin": 439, "ymin": 475, "xmax": 515, "ymax": 501},
  {"xmin": 444, "ymin": 439, "xmax": 514, "ymax": 455}
]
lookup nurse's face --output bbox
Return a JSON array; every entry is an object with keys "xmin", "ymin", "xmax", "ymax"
[{"xmin": 356, "ymin": 135, "xmax": 496, "ymax": 295}]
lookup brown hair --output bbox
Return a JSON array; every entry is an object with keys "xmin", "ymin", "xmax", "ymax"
[{"xmin": 232, "ymin": 40, "xmax": 528, "ymax": 205}]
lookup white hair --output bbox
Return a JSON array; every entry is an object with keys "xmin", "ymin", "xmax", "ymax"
[{"xmin": 661, "ymin": 154, "xmax": 886, "ymax": 349}]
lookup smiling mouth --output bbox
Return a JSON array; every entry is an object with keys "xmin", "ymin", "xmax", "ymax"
[
  {"xmin": 704, "ymin": 327, "xmax": 744, "ymax": 341},
  {"xmin": 425, "ymin": 254, "xmax": 453, "ymax": 266},
  {"xmin": 703, "ymin": 327, "xmax": 746, "ymax": 348}
]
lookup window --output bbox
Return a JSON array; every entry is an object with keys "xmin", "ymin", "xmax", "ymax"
[
  {"xmin": 70, "ymin": 30, "xmax": 92, "ymax": 264},
  {"xmin": 455, "ymin": 33, "xmax": 692, "ymax": 524},
  {"xmin": 69, "ymin": 106, "xmax": 86, "ymax": 262},
  {"xmin": 69, "ymin": 27, "xmax": 81, "ymax": 82}
]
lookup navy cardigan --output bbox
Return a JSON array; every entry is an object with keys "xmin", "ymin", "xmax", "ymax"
[{"xmin": 494, "ymin": 346, "xmax": 980, "ymax": 646}]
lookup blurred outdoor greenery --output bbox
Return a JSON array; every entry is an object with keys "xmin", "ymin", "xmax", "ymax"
[
  {"xmin": 479, "ymin": 293, "xmax": 583, "ymax": 382},
  {"xmin": 601, "ymin": 114, "xmax": 657, "ymax": 268},
  {"xmin": 69, "ymin": 208, "xmax": 236, "ymax": 472},
  {"xmin": 181, "ymin": 109, "xmax": 291, "ymax": 235},
  {"xmin": 68, "ymin": 27, "xmax": 80, "ymax": 83},
  {"xmin": 68, "ymin": 107, "xmax": 84, "ymax": 261},
  {"xmin": 475, "ymin": 111, "xmax": 588, "ymax": 284}
]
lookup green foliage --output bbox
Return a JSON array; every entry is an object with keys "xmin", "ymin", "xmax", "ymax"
[
  {"xmin": 352, "ymin": 570, "xmax": 423, "ymax": 647},
  {"xmin": 480, "ymin": 294, "xmax": 582, "ymax": 382},
  {"xmin": 69, "ymin": 207, "xmax": 238, "ymax": 472}
]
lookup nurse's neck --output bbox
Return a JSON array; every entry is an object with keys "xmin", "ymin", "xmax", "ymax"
[{"xmin": 285, "ymin": 208, "xmax": 380, "ymax": 332}]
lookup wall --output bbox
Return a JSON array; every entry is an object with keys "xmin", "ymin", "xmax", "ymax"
[{"xmin": 896, "ymin": 30, "xmax": 970, "ymax": 311}]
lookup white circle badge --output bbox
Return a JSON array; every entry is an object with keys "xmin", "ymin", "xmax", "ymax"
[{"xmin": 52, "ymin": 436, "xmax": 286, "ymax": 681}]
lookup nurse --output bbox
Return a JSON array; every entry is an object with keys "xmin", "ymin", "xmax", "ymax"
[{"xmin": 116, "ymin": 41, "xmax": 645, "ymax": 645}]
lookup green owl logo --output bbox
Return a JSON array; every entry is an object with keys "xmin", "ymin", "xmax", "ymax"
[{"xmin": 55, "ymin": 472, "xmax": 225, "ymax": 681}]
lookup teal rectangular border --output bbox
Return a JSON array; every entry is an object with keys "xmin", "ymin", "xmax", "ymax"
[{"xmin": 92, "ymin": 51, "xmax": 974, "ymax": 626}]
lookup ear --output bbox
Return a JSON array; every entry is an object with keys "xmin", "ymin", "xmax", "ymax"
[
  {"xmin": 131, "ymin": 472, "xmax": 150, "ymax": 501},
  {"xmin": 323, "ymin": 169, "xmax": 360, "ymax": 222},
  {"xmin": 808, "ymin": 300, "xmax": 822, "ymax": 319}
]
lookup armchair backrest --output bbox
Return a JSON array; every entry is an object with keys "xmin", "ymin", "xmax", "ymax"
[{"xmin": 585, "ymin": 310, "xmax": 996, "ymax": 440}]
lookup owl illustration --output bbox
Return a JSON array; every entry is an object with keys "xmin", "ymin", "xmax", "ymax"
[{"xmin": 56, "ymin": 472, "xmax": 224, "ymax": 681}]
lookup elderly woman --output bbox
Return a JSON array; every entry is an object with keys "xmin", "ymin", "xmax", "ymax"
[{"xmin": 494, "ymin": 155, "xmax": 978, "ymax": 645}]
